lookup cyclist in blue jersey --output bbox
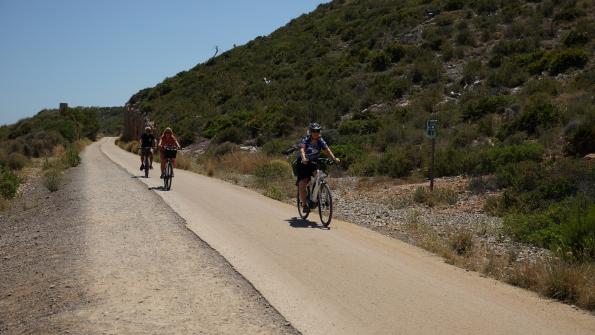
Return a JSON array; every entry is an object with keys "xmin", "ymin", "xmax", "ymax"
[{"xmin": 296, "ymin": 123, "xmax": 340, "ymax": 213}]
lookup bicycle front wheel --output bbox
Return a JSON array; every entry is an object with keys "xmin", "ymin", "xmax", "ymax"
[
  {"xmin": 164, "ymin": 162, "xmax": 172, "ymax": 190},
  {"xmin": 318, "ymin": 183, "xmax": 333, "ymax": 227},
  {"xmin": 144, "ymin": 156, "xmax": 150, "ymax": 178},
  {"xmin": 297, "ymin": 188, "xmax": 309, "ymax": 219}
]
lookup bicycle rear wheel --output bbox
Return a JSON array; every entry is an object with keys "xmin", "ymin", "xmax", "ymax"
[
  {"xmin": 318, "ymin": 183, "xmax": 332, "ymax": 227},
  {"xmin": 297, "ymin": 188, "xmax": 309, "ymax": 219}
]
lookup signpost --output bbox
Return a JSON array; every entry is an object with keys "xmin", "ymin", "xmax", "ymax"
[{"xmin": 426, "ymin": 120, "xmax": 438, "ymax": 191}]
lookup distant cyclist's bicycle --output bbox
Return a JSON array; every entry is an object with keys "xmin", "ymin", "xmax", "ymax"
[
  {"xmin": 140, "ymin": 147, "xmax": 154, "ymax": 178},
  {"xmin": 162, "ymin": 146, "xmax": 178, "ymax": 191},
  {"xmin": 297, "ymin": 158, "xmax": 335, "ymax": 227}
]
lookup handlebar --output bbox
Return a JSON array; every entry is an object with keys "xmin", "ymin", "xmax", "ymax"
[{"xmin": 282, "ymin": 146, "xmax": 298, "ymax": 155}]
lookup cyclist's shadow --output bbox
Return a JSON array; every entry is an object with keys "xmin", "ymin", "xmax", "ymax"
[
  {"xmin": 148, "ymin": 186, "xmax": 167, "ymax": 191},
  {"xmin": 286, "ymin": 217, "xmax": 329, "ymax": 230}
]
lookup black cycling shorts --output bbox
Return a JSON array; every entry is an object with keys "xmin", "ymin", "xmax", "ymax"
[{"xmin": 295, "ymin": 158, "xmax": 316, "ymax": 184}]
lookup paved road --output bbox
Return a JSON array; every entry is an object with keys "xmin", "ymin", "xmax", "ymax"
[{"xmin": 101, "ymin": 137, "xmax": 595, "ymax": 335}]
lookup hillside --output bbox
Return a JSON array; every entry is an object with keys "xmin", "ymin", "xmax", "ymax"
[
  {"xmin": 126, "ymin": 0, "xmax": 595, "ymax": 283},
  {"xmin": 132, "ymin": 0, "xmax": 593, "ymax": 153}
]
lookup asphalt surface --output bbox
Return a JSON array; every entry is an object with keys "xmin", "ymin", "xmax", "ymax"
[{"xmin": 101, "ymin": 137, "xmax": 595, "ymax": 335}]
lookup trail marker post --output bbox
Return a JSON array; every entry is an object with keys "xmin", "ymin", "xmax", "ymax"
[{"xmin": 426, "ymin": 120, "xmax": 438, "ymax": 191}]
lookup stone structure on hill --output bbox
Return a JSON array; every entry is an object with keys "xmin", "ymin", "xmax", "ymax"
[{"xmin": 123, "ymin": 102, "xmax": 152, "ymax": 141}]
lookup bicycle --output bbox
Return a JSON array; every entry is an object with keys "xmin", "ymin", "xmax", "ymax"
[
  {"xmin": 297, "ymin": 158, "xmax": 335, "ymax": 227},
  {"xmin": 140, "ymin": 147, "xmax": 154, "ymax": 178},
  {"xmin": 162, "ymin": 146, "xmax": 178, "ymax": 191}
]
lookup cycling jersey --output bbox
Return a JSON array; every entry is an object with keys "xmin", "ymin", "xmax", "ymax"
[
  {"xmin": 298, "ymin": 135, "xmax": 328, "ymax": 161},
  {"xmin": 140, "ymin": 133, "xmax": 155, "ymax": 148}
]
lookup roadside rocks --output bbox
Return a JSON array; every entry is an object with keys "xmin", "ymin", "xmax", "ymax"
[{"xmin": 329, "ymin": 176, "xmax": 550, "ymax": 264}]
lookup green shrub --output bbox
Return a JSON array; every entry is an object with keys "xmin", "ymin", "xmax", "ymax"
[
  {"xmin": 499, "ymin": 97, "xmax": 559, "ymax": 137},
  {"xmin": 554, "ymin": 6, "xmax": 586, "ymax": 22},
  {"xmin": 370, "ymin": 51, "xmax": 390, "ymax": 71},
  {"xmin": 0, "ymin": 167, "xmax": 19, "ymax": 199},
  {"xmin": 503, "ymin": 212, "xmax": 558, "ymax": 248},
  {"xmin": 339, "ymin": 119, "xmax": 381, "ymax": 135},
  {"xmin": 429, "ymin": 148, "xmax": 480, "ymax": 177},
  {"xmin": 556, "ymin": 201, "xmax": 595, "ymax": 260},
  {"xmin": 565, "ymin": 116, "xmax": 595, "ymax": 157},
  {"xmin": 444, "ymin": 0, "xmax": 465, "ymax": 11},
  {"xmin": 349, "ymin": 155, "xmax": 381, "ymax": 176},
  {"xmin": 496, "ymin": 158, "xmax": 593, "ymax": 213},
  {"xmin": 495, "ymin": 160, "xmax": 542, "ymax": 192},
  {"xmin": 254, "ymin": 160, "xmax": 292, "ymax": 181},
  {"xmin": 461, "ymin": 95, "xmax": 510, "ymax": 121},
  {"xmin": 213, "ymin": 127, "xmax": 244, "ymax": 144},
  {"xmin": 6, "ymin": 152, "xmax": 27, "ymax": 170},
  {"xmin": 504, "ymin": 198, "xmax": 595, "ymax": 261},
  {"xmin": 547, "ymin": 49, "xmax": 589, "ymax": 75},
  {"xmin": 488, "ymin": 61, "xmax": 527, "ymax": 87},
  {"xmin": 332, "ymin": 144, "xmax": 366, "ymax": 170},
  {"xmin": 521, "ymin": 78, "xmax": 560, "ymax": 96},
  {"xmin": 43, "ymin": 168, "xmax": 62, "ymax": 192},
  {"xmin": 410, "ymin": 59, "xmax": 441, "ymax": 85},
  {"xmin": 61, "ymin": 147, "xmax": 81, "ymax": 167},
  {"xmin": 481, "ymin": 143, "xmax": 544, "ymax": 174},
  {"xmin": 262, "ymin": 138, "xmax": 293, "ymax": 155},
  {"xmin": 456, "ymin": 29, "xmax": 475, "ymax": 46},
  {"xmin": 377, "ymin": 147, "xmax": 414, "ymax": 178},
  {"xmin": 385, "ymin": 43, "xmax": 406, "ymax": 63},
  {"xmin": 563, "ymin": 30, "xmax": 589, "ymax": 47},
  {"xmin": 462, "ymin": 60, "xmax": 484, "ymax": 84}
]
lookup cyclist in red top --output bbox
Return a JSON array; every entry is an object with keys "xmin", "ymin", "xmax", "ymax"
[{"xmin": 158, "ymin": 127, "xmax": 181, "ymax": 178}]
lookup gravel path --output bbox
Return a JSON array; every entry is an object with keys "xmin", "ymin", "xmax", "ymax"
[{"xmin": 0, "ymin": 144, "xmax": 299, "ymax": 334}]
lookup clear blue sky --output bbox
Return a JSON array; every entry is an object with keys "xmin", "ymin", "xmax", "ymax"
[{"xmin": 0, "ymin": 0, "xmax": 328, "ymax": 126}]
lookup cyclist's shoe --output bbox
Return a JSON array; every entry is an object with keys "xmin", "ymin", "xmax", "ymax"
[
  {"xmin": 160, "ymin": 173, "xmax": 165, "ymax": 179},
  {"xmin": 140, "ymin": 164, "xmax": 144, "ymax": 171},
  {"xmin": 302, "ymin": 205, "xmax": 310, "ymax": 213},
  {"xmin": 149, "ymin": 165, "xmax": 153, "ymax": 169}
]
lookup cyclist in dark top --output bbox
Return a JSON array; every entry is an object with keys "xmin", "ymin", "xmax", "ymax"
[
  {"xmin": 296, "ymin": 123, "xmax": 340, "ymax": 212},
  {"xmin": 139, "ymin": 126, "xmax": 156, "ymax": 171}
]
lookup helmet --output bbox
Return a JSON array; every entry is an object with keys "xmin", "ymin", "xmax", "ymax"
[{"xmin": 309, "ymin": 122, "xmax": 322, "ymax": 132}]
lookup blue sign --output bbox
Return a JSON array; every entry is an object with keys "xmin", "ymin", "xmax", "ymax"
[{"xmin": 426, "ymin": 120, "xmax": 438, "ymax": 139}]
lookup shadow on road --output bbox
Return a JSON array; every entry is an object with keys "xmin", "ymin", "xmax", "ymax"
[
  {"xmin": 286, "ymin": 217, "xmax": 329, "ymax": 230},
  {"xmin": 149, "ymin": 186, "xmax": 167, "ymax": 191}
]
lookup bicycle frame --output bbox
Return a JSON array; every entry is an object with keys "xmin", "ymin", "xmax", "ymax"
[{"xmin": 308, "ymin": 168, "xmax": 326, "ymax": 204}]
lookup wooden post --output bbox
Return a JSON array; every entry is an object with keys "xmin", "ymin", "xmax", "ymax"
[{"xmin": 430, "ymin": 137, "xmax": 435, "ymax": 191}]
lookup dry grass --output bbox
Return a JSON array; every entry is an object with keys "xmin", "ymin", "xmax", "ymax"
[
  {"xmin": 175, "ymin": 152, "xmax": 194, "ymax": 171},
  {"xmin": 43, "ymin": 168, "xmax": 63, "ymax": 192},
  {"xmin": 355, "ymin": 176, "xmax": 399, "ymax": 191},
  {"xmin": 206, "ymin": 159, "xmax": 216, "ymax": 176},
  {"xmin": 413, "ymin": 186, "xmax": 458, "ymax": 207},
  {"xmin": 401, "ymin": 212, "xmax": 595, "ymax": 311},
  {"xmin": 218, "ymin": 151, "xmax": 266, "ymax": 174},
  {"xmin": 0, "ymin": 197, "xmax": 9, "ymax": 211}
]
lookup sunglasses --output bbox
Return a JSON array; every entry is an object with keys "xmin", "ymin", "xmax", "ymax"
[{"xmin": 311, "ymin": 130, "xmax": 320, "ymax": 133}]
